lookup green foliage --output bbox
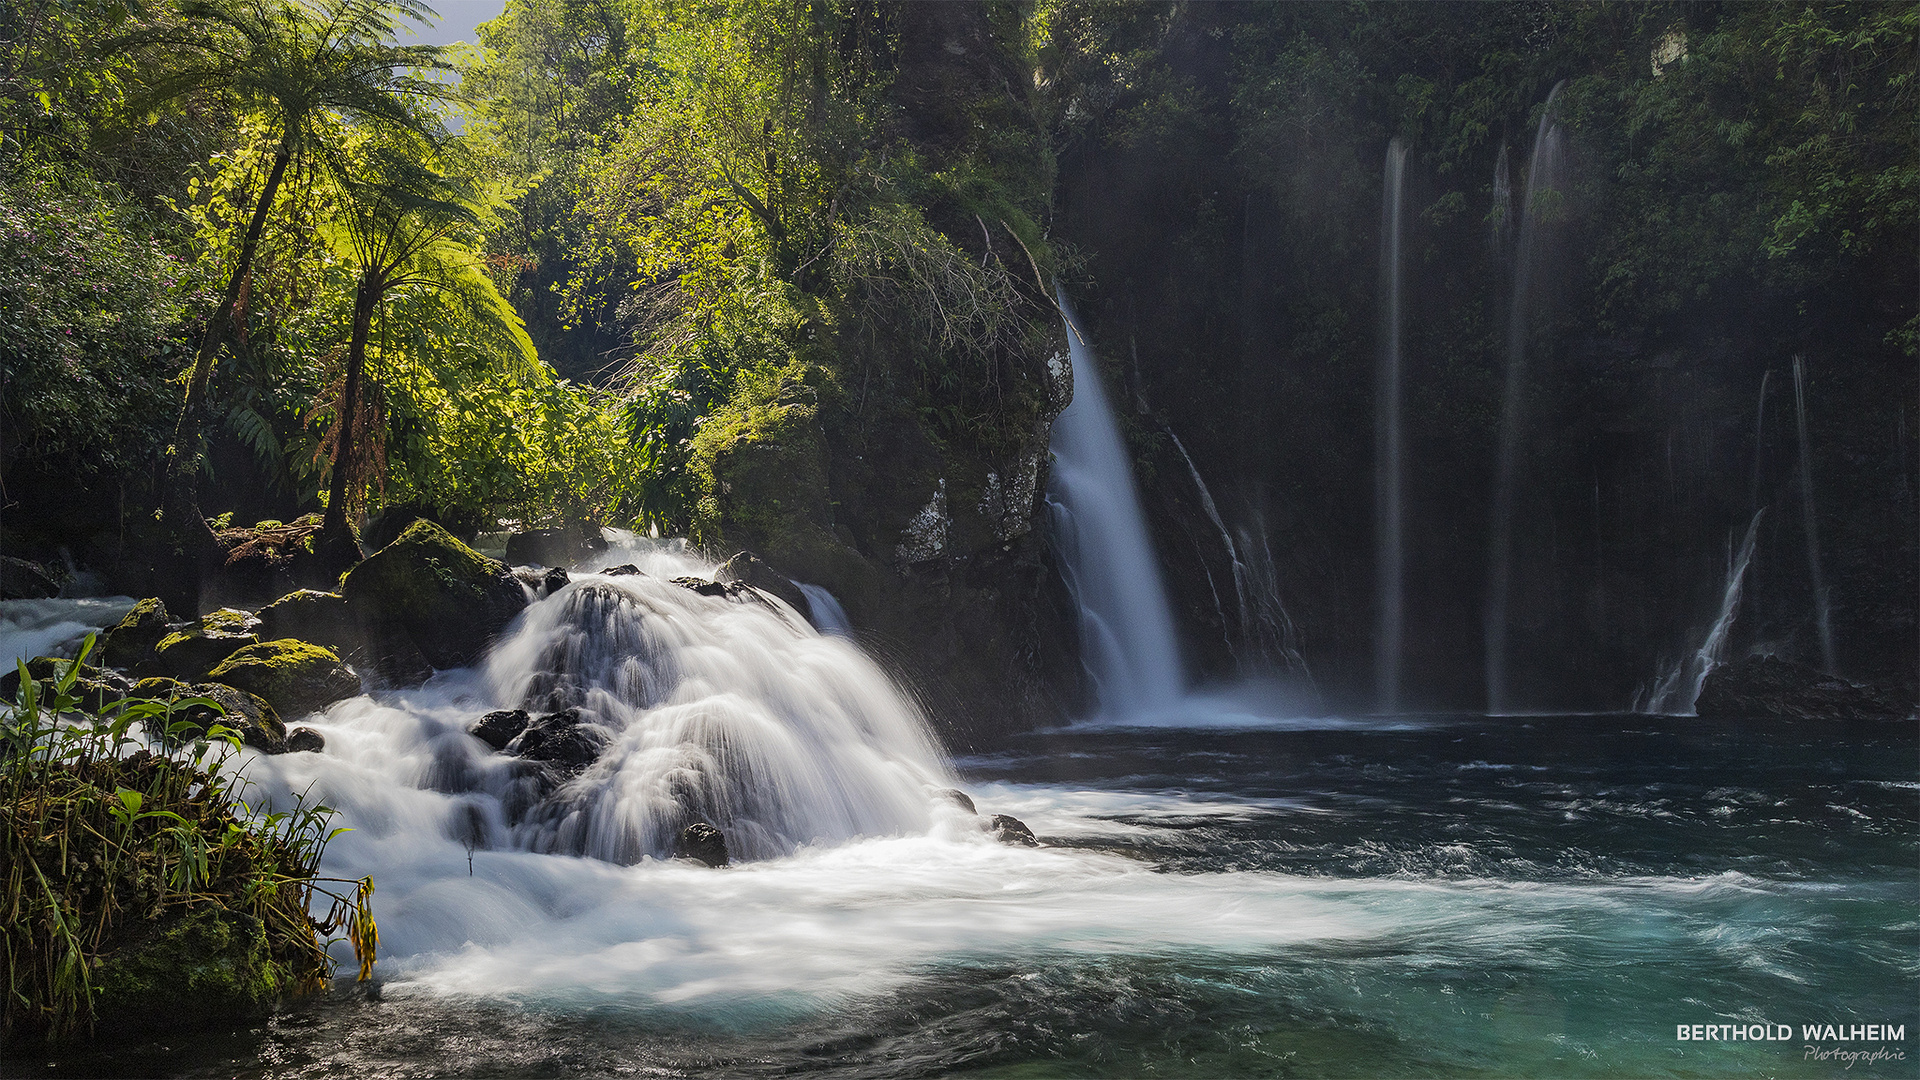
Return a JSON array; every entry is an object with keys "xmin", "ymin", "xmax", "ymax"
[
  {"xmin": 0, "ymin": 159, "xmax": 186, "ymax": 484},
  {"xmin": 1, "ymin": 635, "xmax": 377, "ymax": 1042}
]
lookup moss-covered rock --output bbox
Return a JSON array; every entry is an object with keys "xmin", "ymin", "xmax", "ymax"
[
  {"xmin": 256, "ymin": 589, "xmax": 359, "ymax": 655},
  {"xmin": 338, "ymin": 519, "xmax": 527, "ymax": 670},
  {"xmin": 206, "ymin": 640, "xmax": 360, "ymax": 720},
  {"xmin": 151, "ymin": 608, "xmax": 260, "ymax": 682},
  {"xmin": 129, "ymin": 677, "xmax": 286, "ymax": 752},
  {"xmin": 99, "ymin": 597, "xmax": 172, "ymax": 670},
  {"xmin": 92, "ymin": 906, "xmax": 287, "ymax": 1024}
]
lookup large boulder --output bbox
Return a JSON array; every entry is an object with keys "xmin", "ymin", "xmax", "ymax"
[
  {"xmin": 1696, "ymin": 656, "xmax": 1909, "ymax": 721},
  {"xmin": 130, "ymin": 678, "xmax": 287, "ymax": 752},
  {"xmin": 256, "ymin": 590, "xmax": 359, "ymax": 655},
  {"xmin": 150, "ymin": 608, "xmax": 260, "ymax": 681},
  {"xmin": 469, "ymin": 708, "xmax": 530, "ymax": 751},
  {"xmin": 99, "ymin": 597, "xmax": 173, "ymax": 670},
  {"xmin": 206, "ymin": 640, "xmax": 361, "ymax": 719},
  {"xmin": 339, "ymin": 520, "xmax": 528, "ymax": 671},
  {"xmin": 1, "ymin": 658, "xmax": 135, "ymax": 713},
  {"xmin": 988, "ymin": 814, "xmax": 1038, "ymax": 846}
]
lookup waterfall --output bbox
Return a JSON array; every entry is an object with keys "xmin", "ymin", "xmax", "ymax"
[
  {"xmin": 1046, "ymin": 292, "xmax": 1185, "ymax": 717},
  {"xmin": 1485, "ymin": 81, "xmax": 1568, "ymax": 715},
  {"xmin": 1376, "ymin": 137, "xmax": 1408, "ymax": 713},
  {"xmin": 1490, "ymin": 144, "xmax": 1514, "ymax": 257},
  {"xmin": 1749, "ymin": 368, "xmax": 1771, "ymax": 514},
  {"xmin": 1792, "ymin": 356, "xmax": 1837, "ymax": 673},
  {"xmin": 796, "ymin": 582, "xmax": 853, "ymax": 638},
  {"xmin": 1638, "ymin": 509, "xmax": 1764, "ymax": 715},
  {"xmin": 376, "ymin": 538, "xmax": 956, "ymax": 864}
]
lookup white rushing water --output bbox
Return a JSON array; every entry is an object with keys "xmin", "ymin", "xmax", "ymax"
[
  {"xmin": 1638, "ymin": 509, "xmax": 1764, "ymax": 715},
  {"xmin": 794, "ymin": 582, "xmax": 853, "ymax": 637},
  {"xmin": 1044, "ymin": 292, "xmax": 1185, "ymax": 718},
  {"xmin": 0, "ymin": 596, "xmax": 137, "ymax": 670}
]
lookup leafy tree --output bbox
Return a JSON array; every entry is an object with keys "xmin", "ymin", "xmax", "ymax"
[
  {"xmin": 110, "ymin": 0, "xmax": 454, "ymax": 523},
  {"xmin": 311, "ymin": 136, "xmax": 535, "ymax": 549}
]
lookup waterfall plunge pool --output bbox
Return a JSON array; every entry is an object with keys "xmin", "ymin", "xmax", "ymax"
[{"xmin": 28, "ymin": 707, "xmax": 1915, "ymax": 1078}]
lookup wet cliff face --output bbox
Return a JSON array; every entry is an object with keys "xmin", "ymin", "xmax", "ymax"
[{"xmin": 1046, "ymin": 3, "xmax": 1916, "ymax": 711}]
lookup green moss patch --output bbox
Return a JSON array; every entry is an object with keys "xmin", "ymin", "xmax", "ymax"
[{"xmin": 206, "ymin": 640, "xmax": 360, "ymax": 720}]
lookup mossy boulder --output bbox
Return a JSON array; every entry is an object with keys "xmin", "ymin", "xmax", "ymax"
[
  {"xmin": 339, "ymin": 519, "xmax": 528, "ymax": 670},
  {"xmin": 257, "ymin": 589, "xmax": 359, "ymax": 655},
  {"xmin": 93, "ymin": 906, "xmax": 287, "ymax": 1025},
  {"xmin": 129, "ymin": 677, "xmax": 287, "ymax": 752},
  {"xmin": 151, "ymin": 608, "xmax": 260, "ymax": 681},
  {"xmin": 99, "ymin": 597, "xmax": 173, "ymax": 669},
  {"xmin": 206, "ymin": 640, "xmax": 360, "ymax": 719}
]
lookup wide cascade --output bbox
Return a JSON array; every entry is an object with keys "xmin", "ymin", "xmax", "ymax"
[
  {"xmin": 1045, "ymin": 293, "xmax": 1185, "ymax": 717},
  {"xmin": 370, "ymin": 539, "xmax": 951, "ymax": 864}
]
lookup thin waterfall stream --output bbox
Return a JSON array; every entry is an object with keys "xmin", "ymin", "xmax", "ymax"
[
  {"xmin": 1637, "ymin": 509, "xmax": 1765, "ymax": 715},
  {"xmin": 1376, "ymin": 137, "xmax": 1408, "ymax": 713},
  {"xmin": 1485, "ymin": 81, "xmax": 1568, "ymax": 715}
]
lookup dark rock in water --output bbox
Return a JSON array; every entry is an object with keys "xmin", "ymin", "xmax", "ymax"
[
  {"xmin": 285, "ymin": 727, "xmax": 326, "ymax": 753},
  {"xmin": 988, "ymin": 814, "xmax": 1038, "ymax": 846},
  {"xmin": 506, "ymin": 526, "xmax": 606, "ymax": 569},
  {"xmin": 1697, "ymin": 655, "xmax": 1908, "ymax": 721},
  {"xmin": 507, "ymin": 708, "xmax": 604, "ymax": 771},
  {"xmin": 131, "ymin": 678, "xmax": 287, "ymax": 752},
  {"xmin": 671, "ymin": 576, "xmax": 730, "ymax": 597},
  {"xmin": 100, "ymin": 597, "xmax": 174, "ymax": 669},
  {"xmin": 470, "ymin": 708, "xmax": 530, "ymax": 751},
  {"xmin": 598, "ymin": 564, "xmax": 643, "ymax": 577},
  {"xmin": 206, "ymin": 639, "xmax": 361, "ymax": 719},
  {"xmin": 936, "ymin": 788, "xmax": 977, "ymax": 814},
  {"xmin": 151, "ymin": 609, "xmax": 261, "ymax": 681},
  {"xmin": 511, "ymin": 565, "xmax": 571, "ymax": 597},
  {"xmin": 1, "ymin": 659, "xmax": 135, "ymax": 712},
  {"xmin": 675, "ymin": 822, "xmax": 730, "ymax": 867},
  {"xmin": 257, "ymin": 590, "xmax": 358, "ymax": 655},
  {"xmin": 0, "ymin": 554, "xmax": 60, "ymax": 599},
  {"xmin": 715, "ymin": 551, "xmax": 808, "ymax": 612},
  {"xmin": 339, "ymin": 520, "xmax": 528, "ymax": 672}
]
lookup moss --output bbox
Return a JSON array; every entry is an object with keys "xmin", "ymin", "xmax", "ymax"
[
  {"xmin": 199, "ymin": 607, "xmax": 260, "ymax": 636},
  {"xmin": 127, "ymin": 678, "xmax": 286, "ymax": 751},
  {"xmin": 257, "ymin": 590, "xmax": 358, "ymax": 655},
  {"xmin": 689, "ymin": 361, "xmax": 835, "ymax": 554},
  {"xmin": 99, "ymin": 597, "xmax": 172, "ymax": 669},
  {"xmin": 337, "ymin": 519, "xmax": 525, "ymax": 669},
  {"xmin": 92, "ymin": 906, "xmax": 285, "ymax": 1023},
  {"xmin": 206, "ymin": 640, "xmax": 359, "ymax": 720},
  {"xmin": 152, "ymin": 628, "xmax": 256, "ymax": 683}
]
